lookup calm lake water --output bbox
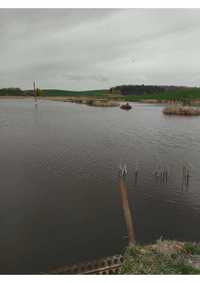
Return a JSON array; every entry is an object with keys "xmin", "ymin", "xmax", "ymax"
[{"xmin": 0, "ymin": 99, "xmax": 200, "ymax": 273}]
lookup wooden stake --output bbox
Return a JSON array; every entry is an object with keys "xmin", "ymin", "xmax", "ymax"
[{"xmin": 119, "ymin": 176, "xmax": 136, "ymax": 245}]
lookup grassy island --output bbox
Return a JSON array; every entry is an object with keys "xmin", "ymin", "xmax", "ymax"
[{"xmin": 163, "ymin": 105, "xmax": 200, "ymax": 116}]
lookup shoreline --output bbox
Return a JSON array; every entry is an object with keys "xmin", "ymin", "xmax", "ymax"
[
  {"xmin": 49, "ymin": 239, "xmax": 200, "ymax": 274},
  {"xmin": 1, "ymin": 95, "xmax": 200, "ymax": 107}
]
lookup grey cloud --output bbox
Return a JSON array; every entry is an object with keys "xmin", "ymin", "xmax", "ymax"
[
  {"xmin": 66, "ymin": 73, "xmax": 109, "ymax": 82},
  {"xmin": 1, "ymin": 8, "xmax": 200, "ymax": 89}
]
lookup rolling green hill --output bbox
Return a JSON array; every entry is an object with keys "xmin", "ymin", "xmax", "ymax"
[
  {"xmin": 123, "ymin": 88, "xmax": 200, "ymax": 101},
  {"xmin": 0, "ymin": 88, "xmax": 24, "ymax": 96},
  {"xmin": 1, "ymin": 86, "xmax": 200, "ymax": 102}
]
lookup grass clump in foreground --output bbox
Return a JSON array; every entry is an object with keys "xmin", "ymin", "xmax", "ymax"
[
  {"xmin": 120, "ymin": 240, "xmax": 200, "ymax": 274},
  {"xmin": 163, "ymin": 105, "xmax": 200, "ymax": 116}
]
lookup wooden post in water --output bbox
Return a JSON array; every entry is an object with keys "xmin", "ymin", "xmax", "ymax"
[
  {"xmin": 33, "ymin": 81, "xmax": 37, "ymax": 104},
  {"xmin": 119, "ymin": 170, "xmax": 136, "ymax": 245}
]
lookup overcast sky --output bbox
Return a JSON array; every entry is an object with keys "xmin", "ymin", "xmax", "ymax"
[{"xmin": 1, "ymin": 8, "xmax": 200, "ymax": 90}]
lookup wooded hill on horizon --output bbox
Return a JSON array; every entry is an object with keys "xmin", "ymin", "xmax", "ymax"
[{"xmin": 1, "ymin": 85, "xmax": 200, "ymax": 101}]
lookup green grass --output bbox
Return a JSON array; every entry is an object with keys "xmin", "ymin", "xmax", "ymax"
[
  {"xmin": 42, "ymin": 88, "xmax": 200, "ymax": 102},
  {"xmin": 183, "ymin": 242, "xmax": 200, "ymax": 255},
  {"xmin": 2, "ymin": 87, "xmax": 200, "ymax": 102},
  {"xmin": 123, "ymin": 88, "xmax": 200, "ymax": 102},
  {"xmin": 42, "ymin": 89, "xmax": 108, "ymax": 97},
  {"xmin": 120, "ymin": 240, "xmax": 200, "ymax": 274}
]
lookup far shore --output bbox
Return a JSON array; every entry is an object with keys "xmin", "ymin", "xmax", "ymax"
[
  {"xmin": 41, "ymin": 96, "xmax": 120, "ymax": 107},
  {"xmin": 1, "ymin": 95, "xmax": 200, "ymax": 107},
  {"xmin": 5, "ymin": 96, "xmax": 169, "ymax": 105},
  {"xmin": 0, "ymin": 95, "xmax": 30, "ymax": 99}
]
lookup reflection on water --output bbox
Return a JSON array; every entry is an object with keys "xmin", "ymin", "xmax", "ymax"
[
  {"xmin": 154, "ymin": 165, "xmax": 169, "ymax": 185},
  {"xmin": 118, "ymin": 171, "xmax": 136, "ymax": 245},
  {"xmin": 0, "ymin": 99, "xmax": 200, "ymax": 273}
]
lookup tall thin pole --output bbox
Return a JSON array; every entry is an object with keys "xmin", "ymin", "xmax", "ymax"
[
  {"xmin": 33, "ymin": 81, "xmax": 37, "ymax": 103},
  {"xmin": 119, "ymin": 173, "xmax": 136, "ymax": 245}
]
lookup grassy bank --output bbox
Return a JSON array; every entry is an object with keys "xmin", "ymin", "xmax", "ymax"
[
  {"xmin": 41, "ymin": 88, "xmax": 200, "ymax": 102},
  {"xmin": 163, "ymin": 105, "xmax": 200, "ymax": 116},
  {"xmin": 120, "ymin": 240, "xmax": 200, "ymax": 274},
  {"xmin": 123, "ymin": 88, "xmax": 200, "ymax": 102},
  {"xmin": 41, "ymin": 96, "xmax": 119, "ymax": 107},
  {"xmin": 2, "ymin": 87, "xmax": 200, "ymax": 104},
  {"xmin": 42, "ymin": 89, "xmax": 108, "ymax": 97}
]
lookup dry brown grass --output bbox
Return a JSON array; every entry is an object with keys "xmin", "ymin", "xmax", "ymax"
[
  {"xmin": 121, "ymin": 240, "xmax": 200, "ymax": 274},
  {"xmin": 42, "ymin": 96, "xmax": 119, "ymax": 107},
  {"xmin": 163, "ymin": 105, "xmax": 200, "ymax": 116}
]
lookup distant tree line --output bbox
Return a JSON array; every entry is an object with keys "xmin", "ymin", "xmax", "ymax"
[
  {"xmin": 110, "ymin": 85, "xmax": 191, "ymax": 96},
  {"xmin": 0, "ymin": 88, "xmax": 44, "ymax": 96},
  {"xmin": 0, "ymin": 88, "xmax": 25, "ymax": 96}
]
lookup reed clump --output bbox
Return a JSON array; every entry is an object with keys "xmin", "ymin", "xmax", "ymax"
[
  {"xmin": 163, "ymin": 105, "xmax": 200, "ymax": 116},
  {"xmin": 120, "ymin": 240, "xmax": 200, "ymax": 274},
  {"xmin": 85, "ymin": 99, "xmax": 119, "ymax": 107}
]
